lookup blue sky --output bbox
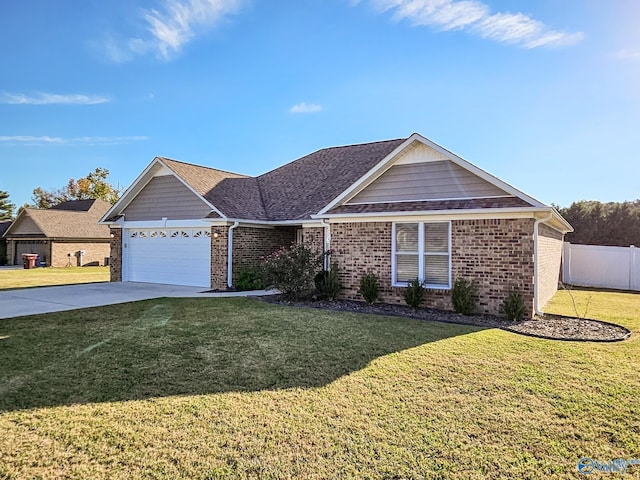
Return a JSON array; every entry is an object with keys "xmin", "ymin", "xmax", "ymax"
[{"xmin": 1, "ymin": 0, "xmax": 638, "ymax": 210}]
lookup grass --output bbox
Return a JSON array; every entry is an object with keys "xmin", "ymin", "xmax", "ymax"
[
  {"xmin": 0, "ymin": 266, "xmax": 109, "ymax": 290},
  {"xmin": 0, "ymin": 290, "xmax": 638, "ymax": 479}
]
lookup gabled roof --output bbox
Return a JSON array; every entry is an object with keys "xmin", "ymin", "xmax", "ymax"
[
  {"xmin": 100, "ymin": 133, "xmax": 570, "ymax": 231},
  {"xmin": 5, "ymin": 199, "xmax": 111, "ymax": 239},
  {"xmin": 317, "ymin": 133, "xmax": 546, "ymax": 215},
  {"xmin": 101, "ymin": 157, "xmax": 248, "ymax": 222}
]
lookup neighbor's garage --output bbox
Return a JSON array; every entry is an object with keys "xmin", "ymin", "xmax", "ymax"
[{"xmin": 124, "ymin": 228, "xmax": 211, "ymax": 287}]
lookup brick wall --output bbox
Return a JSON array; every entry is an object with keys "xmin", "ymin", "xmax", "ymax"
[
  {"xmin": 51, "ymin": 241, "xmax": 110, "ymax": 267},
  {"xmin": 231, "ymin": 226, "xmax": 296, "ymax": 284},
  {"xmin": 210, "ymin": 226, "xmax": 229, "ymax": 290},
  {"xmin": 453, "ymin": 219, "xmax": 535, "ymax": 315},
  {"xmin": 110, "ymin": 228, "xmax": 122, "ymax": 281},
  {"xmin": 537, "ymin": 223, "xmax": 564, "ymax": 311},
  {"xmin": 330, "ymin": 218, "xmax": 537, "ymax": 316},
  {"xmin": 299, "ymin": 227, "xmax": 325, "ymax": 255},
  {"xmin": 330, "ymin": 222, "xmax": 395, "ymax": 301}
]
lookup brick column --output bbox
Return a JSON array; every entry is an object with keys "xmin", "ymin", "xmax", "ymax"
[
  {"xmin": 210, "ymin": 226, "xmax": 229, "ymax": 290},
  {"xmin": 110, "ymin": 228, "xmax": 122, "ymax": 282}
]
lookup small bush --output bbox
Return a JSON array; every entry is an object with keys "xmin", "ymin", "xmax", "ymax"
[
  {"xmin": 358, "ymin": 272, "xmax": 380, "ymax": 304},
  {"xmin": 235, "ymin": 269, "xmax": 264, "ymax": 291},
  {"xmin": 314, "ymin": 263, "xmax": 342, "ymax": 301},
  {"xmin": 501, "ymin": 287, "xmax": 526, "ymax": 321},
  {"xmin": 403, "ymin": 278, "xmax": 425, "ymax": 310},
  {"xmin": 451, "ymin": 278, "xmax": 478, "ymax": 315},
  {"xmin": 262, "ymin": 243, "xmax": 322, "ymax": 300}
]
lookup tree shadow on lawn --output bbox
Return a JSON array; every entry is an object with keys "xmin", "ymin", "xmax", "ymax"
[{"xmin": 0, "ymin": 297, "xmax": 487, "ymax": 412}]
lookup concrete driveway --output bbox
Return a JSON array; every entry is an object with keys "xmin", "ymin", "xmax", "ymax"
[{"xmin": 0, "ymin": 282, "xmax": 272, "ymax": 319}]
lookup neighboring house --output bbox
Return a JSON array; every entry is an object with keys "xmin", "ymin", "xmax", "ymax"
[
  {"xmin": 101, "ymin": 133, "xmax": 572, "ymax": 315},
  {"xmin": 0, "ymin": 220, "xmax": 11, "ymax": 265},
  {"xmin": 4, "ymin": 199, "xmax": 111, "ymax": 267}
]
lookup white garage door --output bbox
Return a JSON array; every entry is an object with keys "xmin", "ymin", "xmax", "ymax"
[{"xmin": 124, "ymin": 228, "xmax": 211, "ymax": 287}]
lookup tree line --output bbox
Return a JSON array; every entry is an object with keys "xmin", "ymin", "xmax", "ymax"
[
  {"xmin": 0, "ymin": 167, "xmax": 120, "ymax": 220},
  {"xmin": 555, "ymin": 200, "xmax": 640, "ymax": 247}
]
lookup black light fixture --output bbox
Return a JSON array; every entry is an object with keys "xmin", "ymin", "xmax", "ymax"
[{"xmin": 212, "ymin": 228, "xmax": 221, "ymax": 239}]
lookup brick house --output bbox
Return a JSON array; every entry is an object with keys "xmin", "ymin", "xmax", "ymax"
[
  {"xmin": 101, "ymin": 133, "xmax": 572, "ymax": 315},
  {"xmin": 4, "ymin": 199, "xmax": 111, "ymax": 267}
]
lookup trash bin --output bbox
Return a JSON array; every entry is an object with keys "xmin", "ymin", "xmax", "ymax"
[{"xmin": 22, "ymin": 253, "xmax": 38, "ymax": 269}]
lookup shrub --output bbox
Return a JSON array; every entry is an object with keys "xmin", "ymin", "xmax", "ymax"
[
  {"xmin": 314, "ymin": 262, "xmax": 342, "ymax": 301},
  {"xmin": 358, "ymin": 272, "xmax": 380, "ymax": 304},
  {"xmin": 501, "ymin": 287, "xmax": 526, "ymax": 321},
  {"xmin": 403, "ymin": 278, "xmax": 425, "ymax": 310},
  {"xmin": 262, "ymin": 243, "xmax": 322, "ymax": 299},
  {"xmin": 235, "ymin": 269, "xmax": 264, "ymax": 291},
  {"xmin": 451, "ymin": 278, "xmax": 478, "ymax": 315}
]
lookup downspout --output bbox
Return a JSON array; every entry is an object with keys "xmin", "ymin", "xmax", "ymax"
[
  {"xmin": 227, "ymin": 221, "xmax": 239, "ymax": 289},
  {"xmin": 533, "ymin": 211, "xmax": 553, "ymax": 316},
  {"xmin": 321, "ymin": 219, "xmax": 331, "ymax": 270}
]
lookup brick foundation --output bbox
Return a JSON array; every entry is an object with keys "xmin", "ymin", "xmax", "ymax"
[{"xmin": 330, "ymin": 219, "xmax": 538, "ymax": 316}]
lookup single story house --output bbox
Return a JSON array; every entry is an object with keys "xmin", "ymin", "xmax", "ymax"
[
  {"xmin": 4, "ymin": 199, "xmax": 112, "ymax": 267},
  {"xmin": 101, "ymin": 133, "xmax": 572, "ymax": 315}
]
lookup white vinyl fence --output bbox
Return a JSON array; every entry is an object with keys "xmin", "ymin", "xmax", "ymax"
[{"xmin": 562, "ymin": 243, "xmax": 640, "ymax": 291}]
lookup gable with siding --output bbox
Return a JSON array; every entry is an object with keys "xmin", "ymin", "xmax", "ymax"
[
  {"xmin": 347, "ymin": 143, "xmax": 510, "ymax": 205},
  {"xmin": 122, "ymin": 175, "xmax": 213, "ymax": 221},
  {"xmin": 9, "ymin": 213, "xmax": 43, "ymax": 236}
]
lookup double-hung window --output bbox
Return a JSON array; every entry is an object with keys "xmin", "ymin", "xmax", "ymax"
[{"xmin": 392, "ymin": 222, "xmax": 451, "ymax": 288}]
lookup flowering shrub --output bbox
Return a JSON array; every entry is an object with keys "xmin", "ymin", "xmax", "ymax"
[{"xmin": 262, "ymin": 243, "xmax": 323, "ymax": 299}]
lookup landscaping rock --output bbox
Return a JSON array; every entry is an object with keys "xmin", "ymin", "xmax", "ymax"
[{"xmin": 260, "ymin": 296, "xmax": 631, "ymax": 342}]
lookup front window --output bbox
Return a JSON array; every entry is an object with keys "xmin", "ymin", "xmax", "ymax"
[{"xmin": 393, "ymin": 222, "xmax": 451, "ymax": 288}]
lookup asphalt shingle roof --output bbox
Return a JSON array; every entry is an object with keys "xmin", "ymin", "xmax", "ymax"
[
  {"xmin": 9, "ymin": 200, "xmax": 111, "ymax": 239},
  {"xmin": 255, "ymin": 138, "xmax": 407, "ymax": 221},
  {"xmin": 141, "ymin": 137, "xmax": 537, "ymax": 222},
  {"xmin": 326, "ymin": 197, "xmax": 532, "ymax": 215}
]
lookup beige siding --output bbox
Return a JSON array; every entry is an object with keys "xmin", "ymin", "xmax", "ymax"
[
  {"xmin": 349, "ymin": 161, "xmax": 508, "ymax": 204},
  {"xmin": 11, "ymin": 214, "xmax": 42, "ymax": 235},
  {"xmin": 537, "ymin": 224, "xmax": 564, "ymax": 311},
  {"xmin": 123, "ymin": 175, "xmax": 213, "ymax": 221},
  {"xmin": 395, "ymin": 142, "xmax": 448, "ymax": 164}
]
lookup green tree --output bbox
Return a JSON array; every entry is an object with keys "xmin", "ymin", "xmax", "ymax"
[
  {"xmin": 0, "ymin": 191, "xmax": 15, "ymax": 220},
  {"xmin": 558, "ymin": 199, "xmax": 640, "ymax": 247},
  {"xmin": 32, "ymin": 167, "xmax": 120, "ymax": 208}
]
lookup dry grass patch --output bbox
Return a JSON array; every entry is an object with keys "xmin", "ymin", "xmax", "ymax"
[
  {"xmin": 0, "ymin": 266, "xmax": 109, "ymax": 290},
  {"xmin": 0, "ymin": 293, "xmax": 638, "ymax": 479}
]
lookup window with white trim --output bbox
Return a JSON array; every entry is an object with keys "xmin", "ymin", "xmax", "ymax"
[{"xmin": 392, "ymin": 222, "xmax": 451, "ymax": 288}]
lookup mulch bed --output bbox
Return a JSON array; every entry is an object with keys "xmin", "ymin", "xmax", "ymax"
[{"xmin": 259, "ymin": 296, "xmax": 631, "ymax": 342}]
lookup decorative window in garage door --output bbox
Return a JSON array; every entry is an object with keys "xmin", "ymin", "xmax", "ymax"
[{"xmin": 128, "ymin": 229, "xmax": 211, "ymax": 239}]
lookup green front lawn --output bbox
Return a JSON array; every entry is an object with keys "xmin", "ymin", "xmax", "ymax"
[
  {"xmin": 0, "ymin": 292, "xmax": 638, "ymax": 479},
  {"xmin": 0, "ymin": 266, "xmax": 109, "ymax": 290}
]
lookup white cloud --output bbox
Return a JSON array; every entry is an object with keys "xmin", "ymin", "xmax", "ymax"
[
  {"xmin": 366, "ymin": 0, "xmax": 583, "ymax": 48},
  {"xmin": 0, "ymin": 136, "xmax": 148, "ymax": 146},
  {"xmin": 107, "ymin": 0, "xmax": 244, "ymax": 62},
  {"xmin": 0, "ymin": 92, "xmax": 110, "ymax": 105},
  {"xmin": 289, "ymin": 102, "xmax": 323, "ymax": 114},
  {"xmin": 615, "ymin": 48, "xmax": 640, "ymax": 60}
]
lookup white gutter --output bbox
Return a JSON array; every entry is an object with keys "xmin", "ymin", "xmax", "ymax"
[
  {"xmin": 227, "ymin": 221, "xmax": 239, "ymax": 288},
  {"xmin": 321, "ymin": 219, "xmax": 331, "ymax": 270},
  {"xmin": 533, "ymin": 211, "xmax": 553, "ymax": 316}
]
